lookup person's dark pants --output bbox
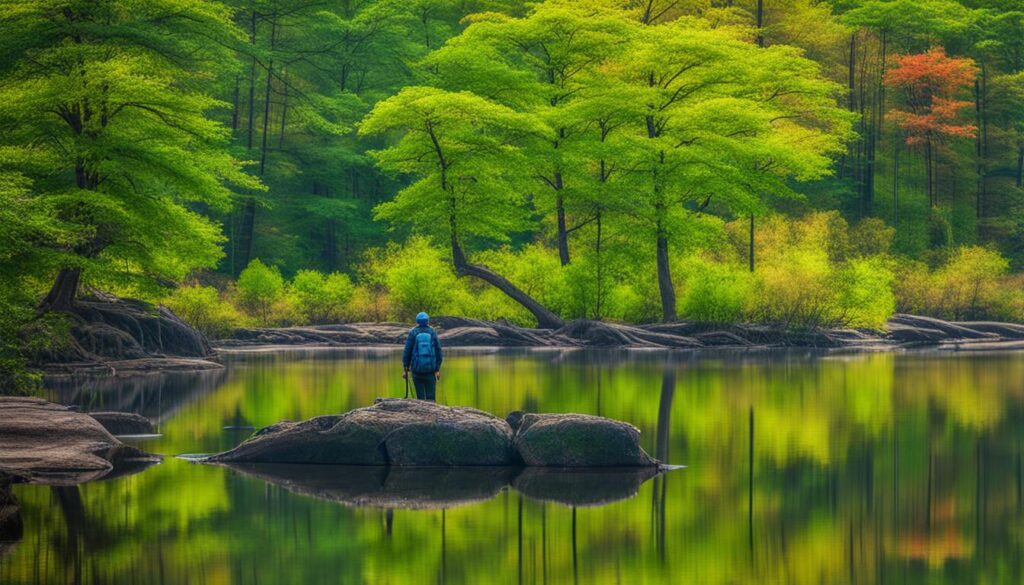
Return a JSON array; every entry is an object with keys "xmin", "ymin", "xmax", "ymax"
[{"xmin": 412, "ymin": 373, "xmax": 437, "ymax": 401}]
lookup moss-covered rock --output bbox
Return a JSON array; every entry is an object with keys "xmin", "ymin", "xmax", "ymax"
[
  {"xmin": 509, "ymin": 412, "xmax": 658, "ymax": 467},
  {"xmin": 210, "ymin": 398, "xmax": 514, "ymax": 466},
  {"xmin": 385, "ymin": 420, "xmax": 513, "ymax": 466}
]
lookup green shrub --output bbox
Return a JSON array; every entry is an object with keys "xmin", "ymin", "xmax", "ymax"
[
  {"xmin": 361, "ymin": 236, "xmax": 462, "ymax": 319},
  {"xmin": 895, "ymin": 246, "xmax": 1011, "ymax": 321},
  {"xmin": 752, "ymin": 247, "xmax": 838, "ymax": 328},
  {"xmin": 676, "ymin": 256, "xmax": 753, "ymax": 323},
  {"xmin": 164, "ymin": 285, "xmax": 243, "ymax": 338},
  {"xmin": 289, "ymin": 269, "xmax": 355, "ymax": 324},
  {"xmin": 833, "ymin": 257, "xmax": 895, "ymax": 329},
  {"xmin": 236, "ymin": 259, "xmax": 286, "ymax": 325}
]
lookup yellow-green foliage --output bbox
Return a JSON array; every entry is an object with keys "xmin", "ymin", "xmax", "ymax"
[
  {"xmin": 675, "ymin": 256, "xmax": 754, "ymax": 323},
  {"xmin": 164, "ymin": 285, "xmax": 243, "ymax": 339},
  {"xmin": 289, "ymin": 270, "xmax": 355, "ymax": 324},
  {"xmin": 895, "ymin": 246, "xmax": 1017, "ymax": 321},
  {"xmin": 676, "ymin": 211, "xmax": 899, "ymax": 329},
  {"xmin": 168, "ymin": 221, "xmax": 1019, "ymax": 334},
  {"xmin": 359, "ymin": 236, "xmax": 463, "ymax": 320}
]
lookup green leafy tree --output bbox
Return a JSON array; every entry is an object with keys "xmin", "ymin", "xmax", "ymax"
[
  {"xmin": 289, "ymin": 269, "xmax": 355, "ymax": 323},
  {"xmin": 360, "ymin": 86, "xmax": 565, "ymax": 328},
  {"xmin": 625, "ymin": 18, "xmax": 851, "ymax": 320},
  {"xmin": 0, "ymin": 0, "xmax": 261, "ymax": 311},
  {"xmin": 236, "ymin": 259, "xmax": 285, "ymax": 323}
]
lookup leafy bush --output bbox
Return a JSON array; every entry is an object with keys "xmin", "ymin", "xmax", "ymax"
[
  {"xmin": 360, "ymin": 236, "xmax": 462, "ymax": 320},
  {"xmin": 289, "ymin": 269, "xmax": 355, "ymax": 324},
  {"xmin": 236, "ymin": 259, "xmax": 286, "ymax": 325},
  {"xmin": 895, "ymin": 246, "xmax": 1011, "ymax": 320},
  {"xmin": 833, "ymin": 257, "xmax": 896, "ymax": 329},
  {"xmin": 164, "ymin": 285, "xmax": 243, "ymax": 338},
  {"xmin": 753, "ymin": 247, "xmax": 838, "ymax": 328},
  {"xmin": 676, "ymin": 257, "xmax": 753, "ymax": 323}
]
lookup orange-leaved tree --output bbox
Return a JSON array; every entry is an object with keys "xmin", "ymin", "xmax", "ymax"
[{"xmin": 884, "ymin": 48, "xmax": 976, "ymax": 209}]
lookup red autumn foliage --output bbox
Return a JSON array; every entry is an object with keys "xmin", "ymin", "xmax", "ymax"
[{"xmin": 883, "ymin": 48, "xmax": 977, "ymax": 147}]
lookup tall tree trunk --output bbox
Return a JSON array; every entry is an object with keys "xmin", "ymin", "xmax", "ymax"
[
  {"xmin": 236, "ymin": 9, "xmax": 259, "ymax": 274},
  {"xmin": 236, "ymin": 200, "xmax": 256, "ymax": 273},
  {"xmin": 748, "ymin": 214, "xmax": 755, "ymax": 272},
  {"xmin": 656, "ymin": 214, "xmax": 676, "ymax": 322},
  {"xmin": 750, "ymin": 1, "xmax": 765, "ymax": 268},
  {"xmin": 975, "ymin": 73, "xmax": 983, "ymax": 219},
  {"xmin": 278, "ymin": 69, "xmax": 288, "ymax": 148},
  {"xmin": 926, "ymin": 139, "xmax": 934, "ymax": 208},
  {"xmin": 594, "ymin": 210, "xmax": 604, "ymax": 319},
  {"xmin": 231, "ymin": 74, "xmax": 240, "ymax": 132},
  {"xmin": 40, "ymin": 268, "xmax": 81, "ymax": 311},
  {"xmin": 1016, "ymin": 146, "xmax": 1023, "ymax": 188},
  {"xmin": 755, "ymin": 0, "xmax": 764, "ymax": 48},
  {"xmin": 246, "ymin": 10, "xmax": 257, "ymax": 150},
  {"xmin": 556, "ymin": 188, "xmax": 570, "ymax": 266},
  {"xmin": 893, "ymin": 138, "xmax": 900, "ymax": 227},
  {"xmin": 864, "ymin": 31, "xmax": 886, "ymax": 217},
  {"xmin": 259, "ymin": 20, "xmax": 276, "ymax": 177}
]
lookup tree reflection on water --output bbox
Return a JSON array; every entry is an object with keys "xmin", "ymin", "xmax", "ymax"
[{"xmin": 3, "ymin": 348, "xmax": 1024, "ymax": 584}]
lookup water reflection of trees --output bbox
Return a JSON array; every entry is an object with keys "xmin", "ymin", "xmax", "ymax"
[{"xmin": 5, "ymin": 351, "xmax": 1024, "ymax": 584}]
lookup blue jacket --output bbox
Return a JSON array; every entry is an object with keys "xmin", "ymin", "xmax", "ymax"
[{"xmin": 402, "ymin": 325, "xmax": 443, "ymax": 371}]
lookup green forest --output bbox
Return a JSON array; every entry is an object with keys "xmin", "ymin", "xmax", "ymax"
[{"xmin": 3, "ymin": 0, "xmax": 1024, "ymax": 382}]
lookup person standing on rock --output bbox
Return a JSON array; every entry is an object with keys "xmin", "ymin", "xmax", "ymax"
[{"xmin": 402, "ymin": 312, "xmax": 443, "ymax": 401}]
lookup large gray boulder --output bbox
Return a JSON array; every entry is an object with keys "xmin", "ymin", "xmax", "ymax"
[
  {"xmin": 210, "ymin": 398, "xmax": 515, "ymax": 466},
  {"xmin": 508, "ymin": 412, "xmax": 658, "ymax": 467},
  {"xmin": 0, "ymin": 397, "xmax": 160, "ymax": 484}
]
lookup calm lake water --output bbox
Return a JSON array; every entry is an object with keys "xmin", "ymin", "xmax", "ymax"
[{"xmin": 4, "ymin": 347, "xmax": 1024, "ymax": 584}]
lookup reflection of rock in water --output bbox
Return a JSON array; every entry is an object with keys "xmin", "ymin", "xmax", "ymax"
[
  {"xmin": 0, "ymin": 476, "xmax": 22, "ymax": 557},
  {"xmin": 45, "ymin": 367, "xmax": 227, "ymax": 423},
  {"xmin": 220, "ymin": 463, "xmax": 516, "ymax": 509},
  {"xmin": 513, "ymin": 467, "xmax": 663, "ymax": 507},
  {"xmin": 222, "ymin": 462, "xmax": 665, "ymax": 510}
]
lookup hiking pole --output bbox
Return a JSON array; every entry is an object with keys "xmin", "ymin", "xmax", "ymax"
[{"xmin": 404, "ymin": 373, "xmax": 410, "ymax": 399}]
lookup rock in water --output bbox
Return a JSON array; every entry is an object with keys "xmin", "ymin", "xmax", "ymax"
[
  {"xmin": 0, "ymin": 397, "xmax": 160, "ymax": 484},
  {"xmin": 508, "ymin": 412, "xmax": 658, "ymax": 467},
  {"xmin": 385, "ymin": 420, "xmax": 513, "ymax": 466},
  {"xmin": 88, "ymin": 412, "xmax": 155, "ymax": 435},
  {"xmin": 210, "ymin": 399, "xmax": 515, "ymax": 466}
]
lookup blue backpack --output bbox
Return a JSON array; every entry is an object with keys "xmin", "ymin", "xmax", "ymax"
[{"xmin": 411, "ymin": 331, "xmax": 437, "ymax": 374}]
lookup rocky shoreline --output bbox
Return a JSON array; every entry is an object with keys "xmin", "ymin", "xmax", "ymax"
[
  {"xmin": 33, "ymin": 293, "xmax": 1024, "ymax": 379},
  {"xmin": 0, "ymin": 397, "xmax": 160, "ymax": 485},
  {"xmin": 214, "ymin": 314, "xmax": 1024, "ymax": 353}
]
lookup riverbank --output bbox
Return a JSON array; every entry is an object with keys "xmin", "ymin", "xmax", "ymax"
[
  {"xmin": 34, "ymin": 294, "xmax": 1024, "ymax": 380},
  {"xmin": 214, "ymin": 314, "xmax": 1024, "ymax": 353}
]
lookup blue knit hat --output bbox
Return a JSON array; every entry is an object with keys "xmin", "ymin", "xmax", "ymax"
[{"xmin": 416, "ymin": 312, "xmax": 429, "ymax": 325}]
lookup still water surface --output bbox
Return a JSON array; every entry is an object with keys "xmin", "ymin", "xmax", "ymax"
[{"xmin": 3, "ymin": 348, "xmax": 1024, "ymax": 584}]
